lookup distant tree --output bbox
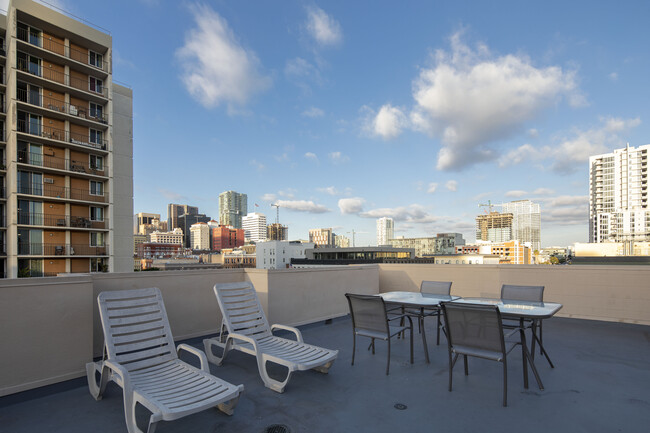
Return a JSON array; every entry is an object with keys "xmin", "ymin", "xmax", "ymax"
[{"xmin": 549, "ymin": 256, "xmax": 560, "ymax": 265}]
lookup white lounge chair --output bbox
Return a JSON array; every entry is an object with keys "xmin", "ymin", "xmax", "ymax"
[
  {"xmin": 87, "ymin": 287, "xmax": 244, "ymax": 433},
  {"xmin": 204, "ymin": 282, "xmax": 338, "ymax": 393}
]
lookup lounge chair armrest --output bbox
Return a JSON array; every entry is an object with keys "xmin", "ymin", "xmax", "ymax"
[
  {"xmin": 177, "ymin": 344, "xmax": 210, "ymax": 373},
  {"xmin": 228, "ymin": 332, "xmax": 260, "ymax": 351},
  {"xmin": 104, "ymin": 360, "xmax": 131, "ymax": 391},
  {"xmin": 271, "ymin": 324, "xmax": 304, "ymax": 342}
]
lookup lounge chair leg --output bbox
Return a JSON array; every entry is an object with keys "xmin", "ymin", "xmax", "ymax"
[
  {"xmin": 86, "ymin": 361, "xmax": 110, "ymax": 401},
  {"xmin": 313, "ymin": 359, "xmax": 335, "ymax": 374},
  {"xmin": 124, "ymin": 392, "xmax": 158, "ymax": 433},
  {"xmin": 259, "ymin": 358, "xmax": 293, "ymax": 393},
  {"xmin": 203, "ymin": 337, "xmax": 233, "ymax": 366},
  {"xmin": 217, "ymin": 384, "xmax": 245, "ymax": 415}
]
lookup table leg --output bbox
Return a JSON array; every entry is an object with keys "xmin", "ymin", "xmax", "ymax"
[
  {"xmin": 520, "ymin": 318, "xmax": 544, "ymax": 390},
  {"xmin": 531, "ymin": 319, "xmax": 555, "ymax": 368},
  {"xmin": 420, "ymin": 308, "xmax": 430, "ymax": 364}
]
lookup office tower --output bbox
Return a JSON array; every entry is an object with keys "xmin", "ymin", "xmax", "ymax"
[
  {"xmin": 177, "ymin": 213, "xmax": 210, "ymax": 248},
  {"xmin": 189, "ymin": 222, "xmax": 210, "ymax": 250},
  {"xmin": 267, "ymin": 223, "xmax": 288, "ymax": 241},
  {"xmin": 167, "ymin": 204, "xmax": 198, "ymax": 231},
  {"xmin": 502, "ymin": 200, "xmax": 541, "ymax": 252},
  {"xmin": 309, "ymin": 227, "xmax": 333, "ymax": 247},
  {"xmin": 589, "ymin": 144, "xmax": 650, "ymax": 243},
  {"xmin": 218, "ymin": 190, "xmax": 247, "ymax": 229},
  {"xmin": 2, "ymin": 0, "xmax": 133, "ymax": 278},
  {"xmin": 376, "ymin": 217, "xmax": 394, "ymax": 246},
  {"xmin": 476, "ymin": 212, "xmax": 513, "ymax": 244},
  {"xmin": 242, "ymin": 212, "xmax": 267, "ymax": 243}
]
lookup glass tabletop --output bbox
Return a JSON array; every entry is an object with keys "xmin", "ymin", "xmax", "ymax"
[
  {"xmin": 379, "ymin": 291, "xmax": 459, "ymax": 307},
  {"xmin": 451, "ymin": 297, "xmax": 563, "ymax": 319}
]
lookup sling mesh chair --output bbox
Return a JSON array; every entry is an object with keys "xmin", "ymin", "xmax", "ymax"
[
  {"xmin": 500, "ymin": 284, "xmax": 553, "ymax": 367},
  {"xmin": 415, "ymin": 281, "xmax": 452, "ymax": 345},
  {"xmin": 441, "ymin": 302, "xmax": 526, "ymax": 407},
  {"xmin": 345, "ymin": 293, "xmax": 413, "ymax": 375}
]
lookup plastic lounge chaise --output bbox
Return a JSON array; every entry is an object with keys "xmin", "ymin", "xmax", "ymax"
[
  {"xmin": 204, "ymin": 282, "xmax": 338, "ymax": 393},
  {"xmin": 87, "ymin": 287, "xmax": 244, "ymax": 433}
]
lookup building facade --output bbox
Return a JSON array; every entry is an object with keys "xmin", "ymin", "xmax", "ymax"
[
  {"xmin": 309, "ymin": 227, "xmax": 333, "ymax": 247},
  {"xmin": 136, "ymin": 242, "xmax": 181, "ymax": 260},
  {"xmin": 476, "ymin": 212, "xmax": 513, "ymax": 244},
  {"xmin": 334, "ymin": 234, "xmax": 350, "ymax": 248},
  {"xmin": 149, "ymin": 228, "xmax": 183, "ymax": 245},
  {"xmin": 177, "ymin": 212, "xmax": 210, "ymax": 248},
  {"xmin": 167, "ymin": 203, "xmax": 198, "ymax": 231},
  {"xmin": 390, "ymin": 233, "xmax": 465, "ymax": 257},
  {"xmin": 189, "ymin": 222, "xmax": 210, "ymax": 250},
  {"xmin": 256, "ymin": 240, "xmax": 313, "ymax": 270},
  {"xmin": 502, "ymin": 200, "xmax": 541, "ymax": 252},
  {"xmin": 376, "ymin": 217, "xmax": 394, "ymax": 246},
  {"xmin": 3, "ymin": 0, "xmax": 133, "ymax": 278},
  {"xmin": 589, "ymin": 144, "xmax": 650, "ymax": 243},
  {"xmin": 267, "ymin": 223, "xmax": 287, "ymax": 241},
  {"xmin": 218, "ymin": 190, "xmax": 247, "ymax": 229},
  {"xmin": 457, "ymin": 240, "xmax": 532, "ymax": 265},
  {"xmin": 211, "ymin": 224, "xmax": 244, "ymax": 251},
  {"xmin": 242, "ymin": 212, "xmax": 266, "ymax": 243}
]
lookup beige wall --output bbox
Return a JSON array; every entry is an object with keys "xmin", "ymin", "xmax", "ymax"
[{"xmin": 377, "ymin": 264, "xmax": 650, "ymax": 325}]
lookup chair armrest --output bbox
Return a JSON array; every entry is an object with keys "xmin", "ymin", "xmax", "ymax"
[
  {"xmin": 271, "ymin": 324, "xmax": 304, "ymax": 342},
  {"xmin": 104, "ymin": 360, "xmax": 131, "ymax": 391},
  {"xmin": 177, "ymin": 343, "xmax": 210, "ymax": 373},
  {"xmin": 387, "ymin": 314, "xmax": 413, "ymax": 328},
  {"xmin": 228, "ymin": 332, "xmax": 260, "ymax": 352}
]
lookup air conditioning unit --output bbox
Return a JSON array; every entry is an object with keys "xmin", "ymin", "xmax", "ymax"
[{"xmin": 44, "ymin": 178, "xmax": 54, "ymax": 184}]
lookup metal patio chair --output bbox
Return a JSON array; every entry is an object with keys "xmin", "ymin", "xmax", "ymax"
[{"xmin": 345, "ymin": 293, "xmax": 413, "ymax": 375}]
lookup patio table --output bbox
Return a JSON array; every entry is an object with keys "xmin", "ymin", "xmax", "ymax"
[
  {"xmin": 450, "ymin": 298, "xmax": 563, "ymax": 390},
  {"xmin": 378, "ymin": 291, "xmax": 460, "ymax": 363}
]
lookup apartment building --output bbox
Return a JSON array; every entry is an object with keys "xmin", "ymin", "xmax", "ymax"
[
  {"xmin": 309, "ymin": 227, "xmax": 333, "ymax": 247},
  {"xmin": 242, "ymin": 212, "xmax": 266, "ymax": 243},
  {"xmin": 589, "ymin": 144, "xmax": 650, "ymax": 243},
  {"xmin": 502, "ymin": 200, "xmax": 541, "ymax": 252},
  {"xmin": 2, "ymin": 0, "xmax": 133, "ymax": 278},
  {"xmin": 376, "ymin": 217, "xmax": 394, "ymax": 246},
  {"xmin": 218, "ymin": 190, "xmax": 247, "ymax": 229}
]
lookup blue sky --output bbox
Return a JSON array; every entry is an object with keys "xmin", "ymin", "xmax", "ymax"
[{"xmin": 17, "ymin": 0, "xmax": 650, "ymax": 247}]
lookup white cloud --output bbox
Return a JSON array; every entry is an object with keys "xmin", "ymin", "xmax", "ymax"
[
  {"xmin": 318, "ymin": 186, "xmax": 340, "ymax": 196},
  {"xmin": 445, "ymin": 180, "xmax": 458, "ymax": 192},
  {"xmin": 261, "ymin": 193, "xmax": 277, "ymax": 202},
  {"xmin": 538, "ymin": 195, "xmax": 588, "ymax": 225},
  {"xmin": 528, "ymin": 128, "xmax": 539, "ymax": 138},
  {"xmin": 533, "ymin": 188, "xmax": 555, "ymax": 195},
  {"xmin": 250, "ymin": 159, "xmax": 265, "ymax": 171},
  {"xmin": 409, "ymin": 31, "xmax": 579, "ymax": 170},
  {"xmin": 365, "ymin": 104, "xmax": 408, "ymax": 140},
  {"xmin": 305, "ymin": 6, "xmax": 342, "ymax": 47},
  {"xmin": 609, "ymin": 72, "xmax": 618, "ymax": 81},
  {"xmin": 176, "ymin": 4, "xmax": 271, "ymax": 111},
  {"xmin": 329, "ymin": 151, "xmax": 350, "ymax": 164},
  {"xmin": 499, "ymin": 143, "xmax": 545, "ymax": 167},
  {"xmin": 338, "ymin": 198, "xmax": 365, "ymax": 214},
  {"xmin": 278, "ymin": 189, "xmax": 296, "ymax": 199},
  {"xmin": 302, "ymin": 107, "xmax": 325, "ymax": 118},
  {"xmin": 427, "ymin": 183, "xmax": 438, "ymax": 194},
  {"xmin": 275, "ymin": 199, "xmax": 330, "ymax": 214},
  {"xmin": 360, "ymin": 204, "xmax": 437, "ymax": 224},
  {"xmin": 304, "ymin": 152, "xmax": 319, "ymax": 162},
  {"xmin": 505, "ymin": 190, "xmax": 527, "ymax": 198}
]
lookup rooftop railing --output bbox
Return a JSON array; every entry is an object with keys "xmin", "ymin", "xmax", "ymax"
[
  {"xmin": 17, "ymin": 57, "xmax": 109, "ymax": 98},
  {"xmin": 17, "ymin": 150, "xmax": 109, "ymax": 176},
  {"xmin": 17, "ymin": 119, "xmax": 108, "ymax": 150},
  {"xmin": 17, "ymin": 183, "xmax": 108, "ymax": 203},
  {"xmin": 16, "ymin": 88, "xmax": 108, "ymax": 124},
  {"xmin": 17, "ymin": 27, "xmax": 109, "ymax": 72}
]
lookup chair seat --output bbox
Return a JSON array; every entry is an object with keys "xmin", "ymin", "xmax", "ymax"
[
  {"xmin": 230, "ymin": 336, "xmax": 338, "ymax": 371},
  {"xmin": 356, "ymin": 325, "xmax": 407, "ymax": 340},
  {"xmin": 452, "ymin": 345, "xmax": 504, "ymax": 362},
  {"xmin": 130, "ymin": 360, "xmax": 244, "ymax": 420}
]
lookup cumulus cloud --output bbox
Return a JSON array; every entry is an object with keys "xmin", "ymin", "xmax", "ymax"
[
  {"xmin": 275, "ymin": 199, "xmax": 330, "ymax": 214},
  {"xmin": 533, "ymin": 188, "xmax": 555, "ymax": 195},
  {"xmin": 261, "ymin": 193, "xmax": 277, "ymax": 202},
  {"xmin": 505, "ymin": 190, "xmax": 527, "ymax": 198},
  {"xmin": 302, "ymin": 107, "xmax": 325, "ymax": 118},
  {"xmin": 538, "ymin": 195, "xmax": 588, "ymax": 225},
  {"xmin": 364, "ymin": 104, "xmax": 408, "ymax": 140},
  {"xmin": 250, "ymin": 160, "xmax": 265, "ymax": 171},
  {"xmin": 305, "ymin": 6, "xmax": 342, "ymax": 47},
  {"xmin": 318, "ymin": 186, "xmax": 340, "ymax": 196},
  {"xmin": 329, "ymin": 151, "xmax": 350, "ymax": 164},
  {"xmin": 445, "ymin": 180, "xmax": 458, "ymax": 192},
  {"xmin": 427, "ymin": 183, "xmax": 438, "ymax": 194},
  {"xmin": 176, "ymin": 4, "xmax": 271, "ymax": 111},
  {"xmin": 498, "ymin": 143, "xmax": 544, "ymax": 167},
  {"xmin": 360, "ymin": 204, "xmax": 437, "ymax": 224},
  {"xmin": 407, "ymin": 31, "xmax": 580, "ymax": 170},
  {"xmin": 338, "ymin": 198, "xmax": 365, "ymax": 214},
  {"xmin": 304, "ymin": 152, "xmax": 319, "ymax": 162}
]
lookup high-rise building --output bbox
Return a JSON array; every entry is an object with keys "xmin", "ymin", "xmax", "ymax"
[
  {"xmin": 589, "ymin": 144, "xmax": 650, "ymax": 243},
  {"xmin": 309, "ymin": 227, "xmax": 333, "ymax": 247},
  {"xmin": 242, "ymin": 212, "xmax": 267, "ymax": 243},
  {"xmin": 135, "ymin": 212, "xmax": 158, "ymax": 234},
  {"xmin": 2, "ymin": 0, "xmax": 133, "ymax": 278},
  {"xmin": 376, "ymin": 217, "xmax": 394, "ymax": 246},
  {"xmin": 177, "ymin": 213, "xmax": 210, "ymax": 248},
  {"xmin": 167, "ymin": 204, "xmax": 198, "ymax": 231},
  {"xmin": 476, "ymin": 212, "xmax": 513, "ymax": 244},
  {"xmin": 501, "ymin": 200, "xmax": 541, "ymax": 252},
  {"xmin": 218, "ymin": 190, "xmax": 247, "ymax": 229},
  {"xmin": 189, "ymin": 222, "xmax": 210, "ymax": 251},
  {"xmin": 267, "ymin": 223, "xmax": 288, "ymax": 241}
]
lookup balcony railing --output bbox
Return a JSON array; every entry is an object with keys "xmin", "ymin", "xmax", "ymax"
[
  {"xmin": 17, "ymin": 58, "xmax": 109, "ymax": 98},
  {"xmin": 17, "ymin": 150, "xmax": 108, "ymax": 176},
  {"xmin": 17, "ymin": 211, "xmax": 108, "ymax": 229},
  {"xmin": 17, "ymin": 27, "xmax": 109, "ymax": 72},
  {"xmin": 17, "ymin": 119, "xmax": 108, "ymax": 150},
  {"xmin": 16, "ymin": 88, "xmax": 108, "ymax": 124},
  {"xmin": 17, "ymin": 184, "xmax": 108, "ymax": 203},
  {"xmin": 17, "ymin": 242, "xmax": 108, "ymax": 256}
]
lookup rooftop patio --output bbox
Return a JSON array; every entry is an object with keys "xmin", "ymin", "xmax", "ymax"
[{"xmin": 1, "ymin": 264, "xmax": 649, "ymax": 432}]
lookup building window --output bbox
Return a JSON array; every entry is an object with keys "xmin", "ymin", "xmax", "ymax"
[
  {"xmin": 89, "ymin": 51, "xmax": 103, "ymax": 68},
  {"xmin": 89, "ymin": 154, "xmax": 103, "ymax": 170},
  {"xmin": 91, "ymin": 232, "xmax": 105, "ymax": 247},
  {"xmin": 90, "ymin": 207, "xmax": 104, "ymax": 221},
  {"xmin": 90, "ymin": 181, "xmax": 103, "ymax": 196},
  {"xmin": 90, "ymin": 129, "xmax": 103, "ymax": 145},
  {"xmin": 90, "ymin": 258, "xmax": 107, "ymax": 272},
  {"xmin": 89, "ymin": 77, "xmax": 103, "ymax": 94},
  {"xmin": 89, "ymin": 102, "xmax": 104, "ymax": 121}
]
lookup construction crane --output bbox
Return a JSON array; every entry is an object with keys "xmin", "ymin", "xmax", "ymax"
[
  {"xmin": 271, "ymin": 203, "xmax": 280, "ymax": 224},
  {"xmin": 478, "ymin": 200, "xmax": 502, "ymax": 214}
]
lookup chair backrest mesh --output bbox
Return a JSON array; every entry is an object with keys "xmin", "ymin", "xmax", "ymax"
[
  {"xmin": 443, "ymin": 303, "xmax": 504, "ymax": 354},
  {"xmin": 345, "ymin": 293, "xmax": 389, "ymax": 335},
  {"xmin": 97, "ymin": 287, "xmax": 177, "ymax": 372},
  {"xmin": 214, "ymin": 282, "xmax": 272, "ymax": 340},
  {"xmin": 501, "ymin": 284, "xmax": 544, "ymax": 302},
  {"xmin": 420, "ymin": 280, "xmax": 452, "ymax": 295}
]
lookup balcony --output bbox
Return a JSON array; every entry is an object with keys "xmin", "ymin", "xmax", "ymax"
[
  {"xmin": 17, "ymin": 150, "xmax": 109, "ymax": 178},
  {"xmin": 17, "ymin": 184, "xmax": 108, "ymax": 203},
  {"xmin": 16, "ymin": 88, "xmax": 109, "ymax": 124},
  {"xmin": 16, "ymin": 58, "xmax": 109, "ymax": 99},
  {"xmin": 17, "ymin": 242, "xmax": 108, "ymax": 256},
  {"xmin": 17, "ymin": 211, "xmax": 108, "ymax": 230},
  {"xmin": 17, "ymin": 26, "xmax": 109, "ymax": 73},
  {"xmin": 0, "ymin": 265, "xmax": 648, "ymax": 432},
  {"xmin": 17, "ymin": 119, "xmax": 108, "ymax": 151}
]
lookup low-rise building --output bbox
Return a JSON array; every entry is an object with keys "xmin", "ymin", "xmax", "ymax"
[
  {"xmin": 256, "ymin": 241, "xmax": 314, "ymax": 269},
  {"xmin": 390, "ymin": 233, "xmax": 465, "ymax": 257},
  {"xmin": 309, "ymin": 228, "xmax": 334, "ymax": 247},
  {"xmin": 149, "ymin": 228, "xmax": 184, "ymax": 245},
  {"xmin": 457, "ymin": 240, "xmax": 532, "ymax": 264},
  {"xmin": 137, "ymin": 243, "xmax": 182, "ymax": 259},
  {"xmin": 222, "ymin": 249, "xmax": 256, "ymax": 268},
  {"xmin": 431, "ymin": 254, "xmax": 501, "ymax": 265},
  {"xmin": 190, "ymin": 222, "xmax": 211, "ymax": 251}
]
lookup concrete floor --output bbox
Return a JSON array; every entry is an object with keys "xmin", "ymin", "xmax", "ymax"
[{"xmin": 1, "ymin": 316, "xmax": 649, "ymax": 433}]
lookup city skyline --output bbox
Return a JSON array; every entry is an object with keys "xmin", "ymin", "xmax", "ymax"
[{"xmin": 27, "ymin": 0, "xmax": 650, "ymax": 247}]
